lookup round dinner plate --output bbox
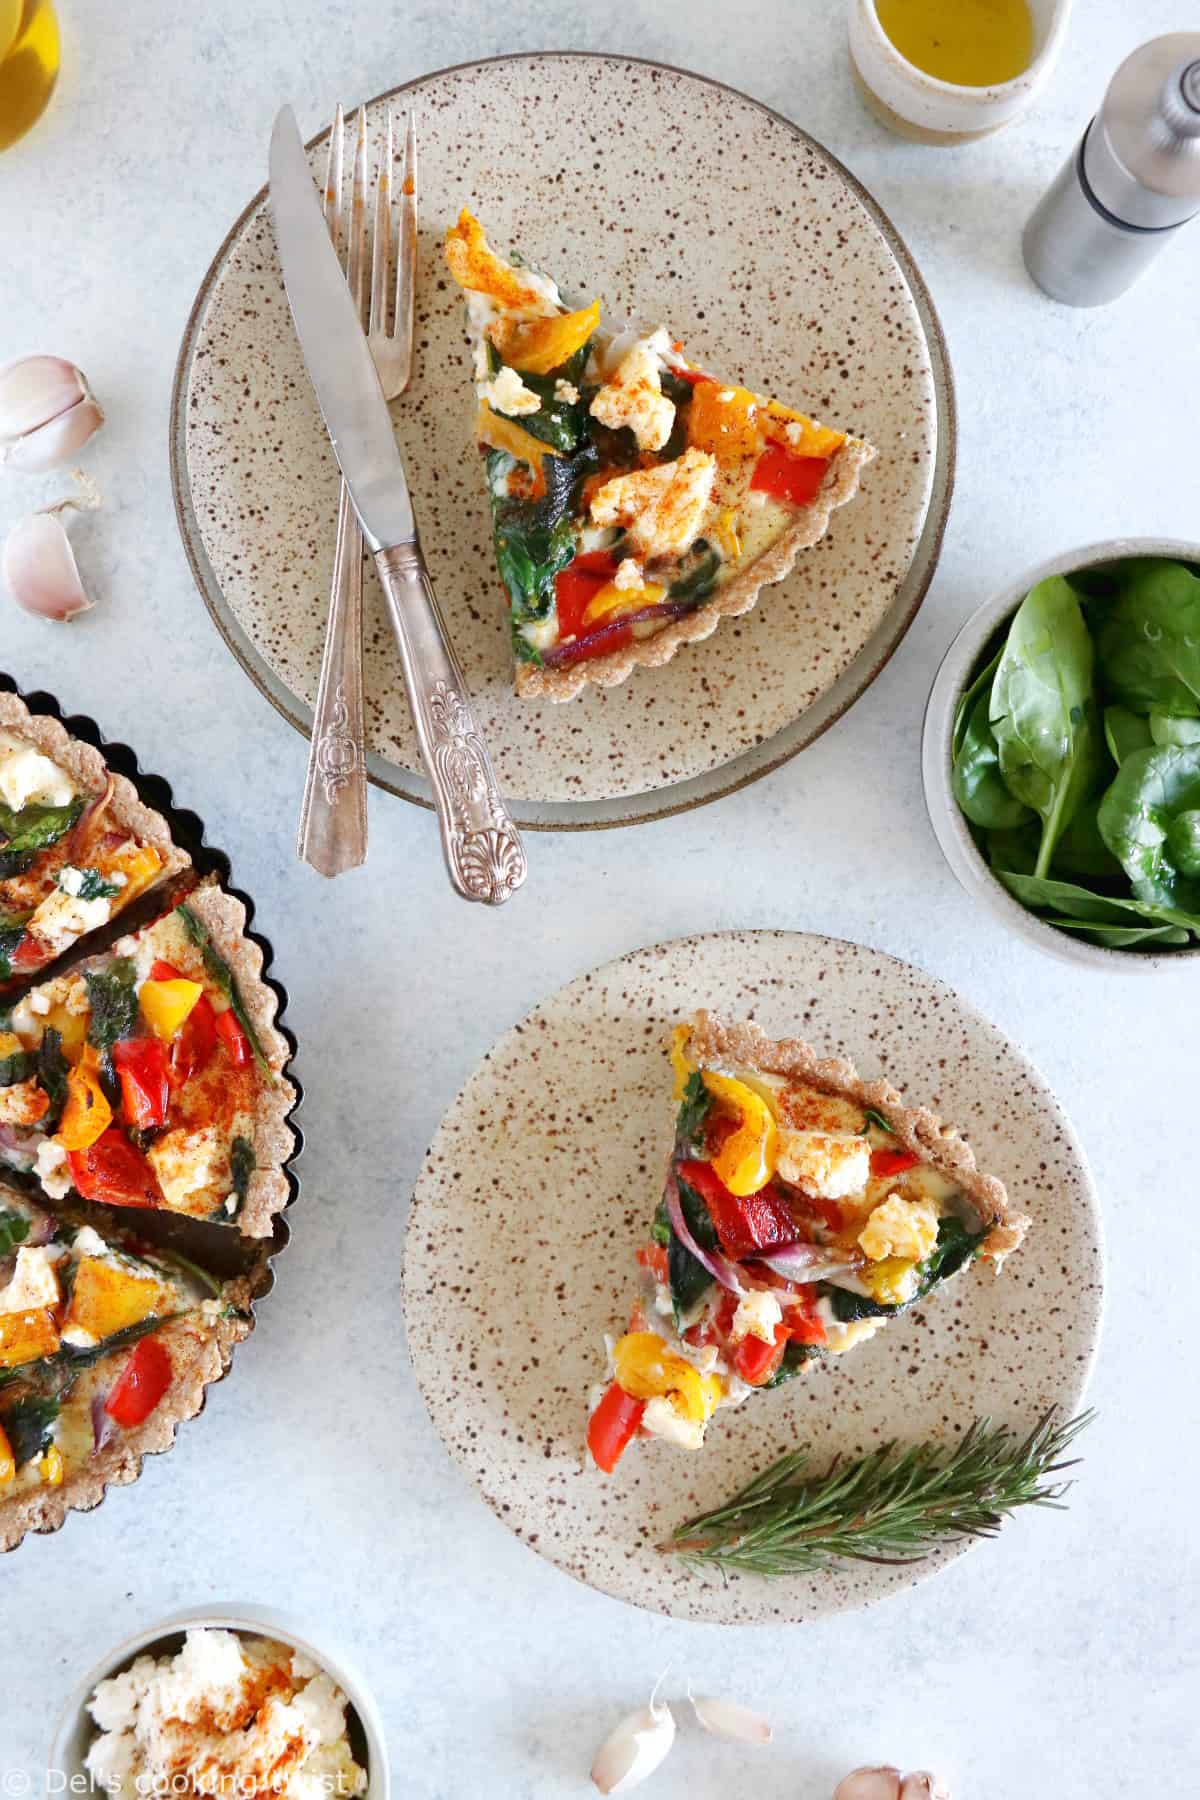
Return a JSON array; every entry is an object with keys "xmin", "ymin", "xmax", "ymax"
[
  {"xmin": 404, "ymin": 930, "xmax": 1103, "ymax": 1624},
  {"xmin": 172, "ymin": 53, "xmax": 953, "ymax": 830}
]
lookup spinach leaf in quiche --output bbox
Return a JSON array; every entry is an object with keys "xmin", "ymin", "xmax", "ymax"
[
  {"xmin": 764, "ymin": 1340, "xmax": 823, "ymax": 1387},
  {"xmin": 176, "ymin": 904, "xmax": 269, "ymax": 1071},
  {"xmin": 0, "ymin": 1208, "xmax": 30, "ymax": 1257},
  {"xmin": 667, "ymin": 542, "xmax": 720, "ymax": 605},
  {"xmin": 85, "ymin": 958, "xmax": 140, "ymax": 1088},
  {"xmin": 0, "ymin": 1394, "xmax": 59, "ymax": 1467},
  {"xmin": 37, "ymin": 1027, "xmax": 70, "ymax": 1134},
  {"xmin": 228, "ymin": 1135, "xmax": 255, "ymax": 1220},
  {"xmin": 674, "ymin": 1071, "xmax": 713, "ymax": 1154},
  {"xmin": 71, "ymin": 867, "xmax": 123, "ymax": 902},
  {"xmin": 0, "ymin": 795, "xmax": 83, "ymax": 865},
  {"xmin": 0, "ymin": 910, "xmax": 32, "ymax": 981},
  {"xmin": 668, "ymin": 1172, "xmax": 720, "ymax": 1326},
  {"xmin": 0, "ymin": 1043, "xmax": 34, "ymax": 1086},
  {"xmin": 486, "ymin": 440, "xmax": 597, "ymax": 646},
  {"xmin": 828, "ymin": 1217, "xmax": 984, "ymax": 1322}
]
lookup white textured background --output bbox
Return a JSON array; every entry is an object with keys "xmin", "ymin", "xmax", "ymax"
[{"xmin": 2, "ymin": 2, "xmax": 1198, "ymax": 1794}]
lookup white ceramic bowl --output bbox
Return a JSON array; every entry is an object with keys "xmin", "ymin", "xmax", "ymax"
[
  {"xmin": 848, "ymin": 0, "xmax": 1073, "ymax": 143},
  {"xmin": 922, "ymin": 536, "xmax": 1200, "ymax": 972},
  {"xmin": 47, "ymin": 1605, "xmax": 390, "ymax": 1797}
]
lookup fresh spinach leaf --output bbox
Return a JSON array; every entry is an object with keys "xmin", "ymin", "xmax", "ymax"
[
  {"xmin": 1150, "ymin": 712, "xmax": 1200, "ymax": 748},
  {"xmin": 674, "ymin": 1072, "xmax": 712, "ymax": 1153},
  {"xmin": 176, "ymin": 904, "xmax": 269, "ymax": 1071},
  {"xmin": 1104, "ymin": 705, "xmax": 1154, "ymax": 767},
  {"xmin": 952, "ymin": 676, "xmax": 1035, "ymax": 831},
  {"xmin": 37, "ymin": 1028, "xmax": 69, "ymax": 1134},
  {"xmin": 1096, "ymin": 743, "xmax": 1200, "ymax": 912},
  {"xmin": 1095, "ymin": 559, "xmax": 1200, "ymax": 714},
  {"xmin": 0, "ymin": 1394, "xmax": 59, "ymax": 1466},
  {"xmin": 989, "ymin": 577, "xmax": 1100, "ymax": 878},
  {"xmin": 0, "ymin": 1209, "xmax": 30, "ymax": 1257},
  {"xmin": 952, "ymin": 646, "xmax": 1003, "ymax": 760},
  {"xmin": 993, "ymin": 867, "xmax": 1199, "ymax": 930},
  {"xmin": 1051, "ymin": 919, "xmax": 1192, "ymax": 948},
  {"xmin": 668, "ymin": 1172, "xmax": 719, "ymax": 1325}
]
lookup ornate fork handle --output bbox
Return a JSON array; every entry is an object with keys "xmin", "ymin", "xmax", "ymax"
[
  {"xmin": 374, "ymin": 540, "xmax": 527, "ymax": 905},
  {"xmin": 297, "ymin": 481, "xmax": 368, "ymax": 874}
]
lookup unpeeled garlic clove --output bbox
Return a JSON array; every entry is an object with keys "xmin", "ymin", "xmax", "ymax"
[
  {"xmin": 900, "ymin": 1775, "xmax": 951, "ymax": 1800},
  {"xmin": 591, "ymin": 1690, "xmax": 676, "ymax": 1795},
  {"xmin": 688, "ymin": 1693, "xmax": 772, "ymax": 1744},
  {"xmin": 834, "ymin": 1769, "xmax": 903, "ymax": 1800},
  {"xmin": 0, "ymin": 355, "xmax": 104, "ymax": 471},
  {"xmin": 3, "ymin": 508, "xmax": 93, "ymax": 620}
]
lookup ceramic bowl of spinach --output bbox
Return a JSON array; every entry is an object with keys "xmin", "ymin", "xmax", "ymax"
[{"xmin": 923, "ymin": 539, "xmax": 1200, "ymax": 967}]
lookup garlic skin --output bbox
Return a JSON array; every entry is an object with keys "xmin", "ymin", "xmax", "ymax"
[
  {"xmin": 3, "ymin": 509, "xmax": 93, "ymax": 621},
  {"xmin": 0, "ymin": 356, "xmax": 104, "ymax": 471},
  {"xmin": 591, "ymin": 1686, "xmax": 676, "ymax": 1795},
  {"xmin": 834, "ymin": 1770, "xmax": 903, "ymax": 1800},
  {"xmin": 688, "ymin": 1694, "xmax": 772, "ymax": 1744},
  {"xmin": 900, "ymin": 1776, "xmax": 951, "ymax": 1800}
]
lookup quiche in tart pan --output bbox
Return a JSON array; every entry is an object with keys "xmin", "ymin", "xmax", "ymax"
[
  {"xmin": 446, "ymin": 210, "xmax": 876, "ymax": 701},
  {"xmin": 588, "ymin": 1011, "xmax": 1029, "ymax": 1473}
]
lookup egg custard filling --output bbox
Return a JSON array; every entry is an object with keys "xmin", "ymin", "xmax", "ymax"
[
  {"xmin": 0, "ymin": 881, "xmax": 290, "ymax": 1237},
  {"xmin": 0, "ymin": 1185, "xmax": 251, "ymax": 1542},
  {"xmin": 445, "ymin": 210, "xmax": 876, "ymax": 701},
  {"xmin": 587, "ymin": 1011, "xmax": 1029, "ymax": 1473}
]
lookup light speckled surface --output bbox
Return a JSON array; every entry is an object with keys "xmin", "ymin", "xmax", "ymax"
[
  {"xmin": 405, "ymin": 931, "xmax": 1100, "ymax": 1623},
  {"xmin": 2, "ymin": 1, "xmax": 1198, "ymax": 1796},
  {"xmin": 176, "ymin": 55, "xmax": 938, "ymax": 814}
]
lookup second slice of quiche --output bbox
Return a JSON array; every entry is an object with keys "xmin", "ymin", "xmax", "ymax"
[
  {"xmin": 588, "ymin": 1012, "xmax": 1029, "ymax": 1473},
  {"xmin": 445, "ymin": 211, "xmax": 876, "ymax": 701}
]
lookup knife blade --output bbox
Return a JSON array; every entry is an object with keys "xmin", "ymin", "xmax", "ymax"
[{"xmin": 269, "ymin": 104, "xmax": 413, "ymax": 552}]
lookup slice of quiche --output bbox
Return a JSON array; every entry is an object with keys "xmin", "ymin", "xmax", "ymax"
[
  {"xmin": 0, "ymin": 692, "xmax": 189, "ymax": 989},
  {"xmin": 445, "ymin": 211, "xmax": 876, "ymax": 701},
  {"xmin": 0, "ymin": 882, "xmax": 293, "ymax": 1236},
  {"xmin": 0, "ymin": 1185, "xmax": 252, "ymax": 1550},
  {"xmin": 587, "ymin": 1011, "xmax": 1029, "ymax": 1473}
]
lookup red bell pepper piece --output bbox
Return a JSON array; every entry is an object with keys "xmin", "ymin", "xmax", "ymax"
[
  {"xmin": 870, "ymin": 1146, "xmax": 921, "ymax": 1178},
  {"xmin": 104, "ymin": 1336, "xmax": 173, "ymax": 1428},
  {"xmin": 10, "ymin": 934, "xmax": 46, "ymax": 973},
  {"xmin": 749, "ymin": 444, "xmax": 830, "ymax": 508},
  {"xmin": 215, "ymin": 1007, "xmax": 251, "ymax": 1068},
  {"xmin": 112, "ymin": 1037, "xmax": 170, "ymax": 1132},
  {"xmin": 69, "ymin": 1129, "xmax": 161, "ymax": 1209},
  {"xmin": 675, "ymin": 1159, "xmax": 797, "ymax": 1262},
  {"xmin": 635, "ymin": 1243, "xmax": 670, "ymax": 1285},
  {"xmin": 553, "ymin": 550, "xmax": 620, "ymax": 641},
  {"xmin": 785, "ymin": 1286, "xmax": 828, "ymax": 1346},
  {"xmin": 734, "ymin": 1323, "xmax": 789, "ymax": 1386},
  {"xmin": 587, "ymin": 1381, "xmax": 646, "ymax": 1474},
  {"xmin": 148, "ymin": 960, "xmax": 219, "ymax": 1086}
]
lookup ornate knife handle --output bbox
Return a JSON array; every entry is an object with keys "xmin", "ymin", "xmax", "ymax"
[{"xmin": 374, "ymin": 540, "xmax": 528, "ymax": 905}]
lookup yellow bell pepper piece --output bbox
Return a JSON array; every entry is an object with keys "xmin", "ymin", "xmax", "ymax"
[
  {"xmin": 476, "ymin": 400, "xmax": 560, "ymax": 473},
  {"xmin": 687, "ymin": 381, "xmax": 762, "ymax": 460},
  {"xmin": 43, "ymin": 1002, "xmax": 88, "ymax": 1063},
  {"xmin": 64, "ymin": 1257, "xmax": 170, "ymax": 1341},
  {"xmin": 760, "ymin": 399, "xmax": 846, "ymax": 459},
  {"xmin": 38, "ymin": 1443, "xmax": 64, "ymax": 1486},
  {"xmin": 0, "ymin": 1307, "xmax": 60, "ymax": 1369},
  {"xmin": 670, "ymin": 1025, "xmax": 695, "ymax": 1101},
  {"xmin": 0, "ymin": 1030, "xmax": 23, "ymax": 1060},
  {"xmin": 580, "ymin": 578, "xmax": 666, "ymax": 630},
  {"xmin": 712, "ymin": 507, "xmax": 743, "ymax": 561},
  {"xmin": 56, "ymin": 1046, "xmax": 112, "ymax": 1153},
  {"xmin": 107, "ymin": 843, "xmax": 163, "ymax": 904},
  {"xmin": 613, "ymin": 1331, "xmax": 714, "ymax": 1423},
  {"xmin": 139, "ymin": 976, "xmax": 203, "ymax": 1043},
  {"xmin": 446, "ymin": 209, "xmax": 555, "ymax": 312},
  {"xmin": 701, "ymin": 1072, "xmax": 778, "ymax": 1196},
  {"xmin": 0, "ymin": 1422, "xmax": 13, "ymax": 1486},
  {"xmin": 489, "ymin": 298, "xmax": 601, "ymax": 375},
  {"xmin": 862, "ymin": 1257, "xmax": 921, "ymax": 1306}
]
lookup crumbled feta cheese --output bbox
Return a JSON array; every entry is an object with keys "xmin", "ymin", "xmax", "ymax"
[
  {"xmin": 553, "ymin": 378, "xmax": 579, "ymax": 404},
  {"xmin": 590, "ymin": 449, "xmax": 717, "ymax": 561},
  {"xmin": 824, "ymin": 1315, "xmax": 886, "ymax": 1355},
  {"xmin": 612, "ymin": 558, "xmax": 645, "ymax": 591},
  {"xmin": 0, "ymin": 1075, "xmax": 54, "ymax": 1127},
  {"xmin": 858, "ymin": 1194, "xmax": 939, "ymax": 1263},
  {"xmin": 58, "ymin": 864, "xmax": 85, "ymax": 897},
  {"xmin": 0, "ymin": 731, "xmax": 76, "ymax": 810},
  {"xmin": 25, "ymin": 887, "xmax": 112, "ymax": 958},
  {"xmin": 730, "ymin": 1288, "xmax": 784, "ymax": 1345},
  {"xmin": 776, "ymin": 1128, "xmax": 871, "ymax": 1200},
  {"xmin": 146, "ymin": 1125, "xmax": 231, "ymax": 1217},
  {"xmin": 0, "ymin": 1245, "xmax": 61, "ymax": 1313},
  {"xmin": 521, "ymin": 617, "xmax": 559, "ymax": 653},
  {"xmin": 27, "ymin": 989, "xmax": 50, "ymax": 1016},
  {"xmin": 473, "ymin": 337, "xmax": 490, "ymax": 382},
  {"xmin": 589, "ymin": 332, "xmax": 675, "ymax": 452},
  {"xmin": 641, "ymin": 1395, "xmax": 706, "ymax": 1449},
  {"xmin": 60, "ymin": 1323, "xmax": 99, "ymax": 1349},
  {"xmin": 69, "ymin": 1223, "xmax": 109, "ymax": 1260},
  {"xmin": 482, "ymin": 364, "xmax": 542, "ymax": 417}
]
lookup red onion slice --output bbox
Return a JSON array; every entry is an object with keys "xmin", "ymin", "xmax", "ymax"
[
  {"xmin": 543, "ymin": 596, "xmax": 704, "ymax": 668},
  {"xmin": 68, "ymin": 773, "xmax": 115, "ymax": 856},
  {"xmin": 91, "ymin": 1391, "xmax": 117, "ymax": 1451},
  {"xmin": 665, "ymin": 1173, "xmax": 746, "ymax": 1297},
  {"xmin": 757, "ymin": 1244, "xmax": 860, "ymax": 1284}
]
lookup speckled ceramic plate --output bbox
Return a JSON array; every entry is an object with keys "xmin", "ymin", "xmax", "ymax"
[
  {"xmin": 403, "ymin": 931, "xmax": 1102, "ymax": 1624},
  {"xmin": 171, "ymin": 53, "xmax": 952, "ymax": 830}
]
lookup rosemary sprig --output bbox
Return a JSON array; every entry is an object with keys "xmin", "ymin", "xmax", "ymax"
[{"xmin": 667, "ymin": 1409, "xmax": 1093, "ymax": 1578}]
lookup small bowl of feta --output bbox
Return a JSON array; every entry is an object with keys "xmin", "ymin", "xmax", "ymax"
[{"xmin": 48, "ymin": 1607, "xmax": 389, "ymax": 1799}]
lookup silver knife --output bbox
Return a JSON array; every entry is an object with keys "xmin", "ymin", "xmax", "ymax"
[{"xmin": 269, "ymin": 104, "xmax": 527, "ymax": 907}]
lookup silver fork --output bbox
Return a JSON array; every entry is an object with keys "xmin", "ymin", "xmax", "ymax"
[{"xmin": 297, "ymin": 104, "xmax": 370, "ymax": 876}]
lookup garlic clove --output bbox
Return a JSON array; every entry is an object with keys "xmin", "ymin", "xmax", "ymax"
[
  {"xmin": 3, "ymin": 510, "xmax": 93, "ymax": 620},
  {"xmin": 688, "ymin": 1694, "xmax": 772, "ymax": 1744},
  {"xmin": 0, "ymin": 356, "xmax": 104, "ymax": 471},
  {"xmin": 834, "ymin": 1769, "xmax": 903, "ymax": 1800},
  {"xmin": 900, "ymin": 1775, "xmax": 951, "ymax": 1800},
  {"xmin": 591, "ymin": 1696, "xmax": 676, "ymax": 1795}
]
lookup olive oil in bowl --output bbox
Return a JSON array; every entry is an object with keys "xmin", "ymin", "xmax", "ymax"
[{"xmin": 875, "ymin": 0, "xmax": 1035, "ymax": 88}]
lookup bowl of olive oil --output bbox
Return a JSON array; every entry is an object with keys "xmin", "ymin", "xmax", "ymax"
[{"xmin": 848, "ymin": 0, "xmax": 1072, "ymax": 143}]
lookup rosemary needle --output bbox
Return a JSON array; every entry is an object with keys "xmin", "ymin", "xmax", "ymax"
[{"xmin": 667, "ymin": 1408, "xmax": 1094, "ymax": 1578}]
